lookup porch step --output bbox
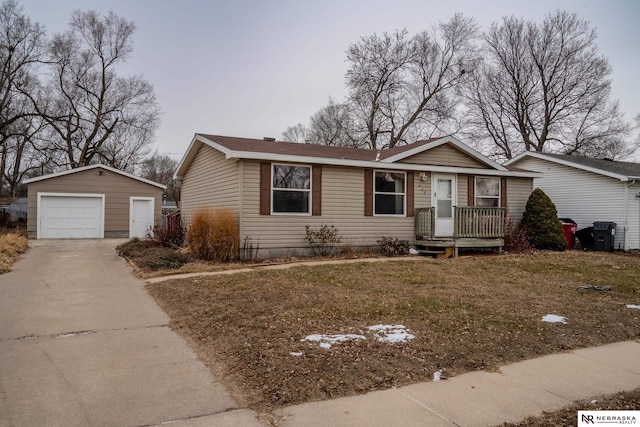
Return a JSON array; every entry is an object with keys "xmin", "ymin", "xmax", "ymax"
[{"xmin": 417, "ymin": 246, "xmax": 454, "ymax": 260}]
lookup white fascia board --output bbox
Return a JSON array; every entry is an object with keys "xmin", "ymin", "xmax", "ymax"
[
  {"xmin": 225, "ymin": 151, "xmax": 540, "ymax": 177},
  {"xmin": 505, "ymin": 151, "xmax": 631, "ymax": 181},
  {"xmin": 174, "ymin": 134, "xmax": 201, "ymax": 179},
  {"xmin": 174, "ymin": 134, "xmax": 236, "ymax": 179},
  {"xmin": 25, "ymin": 163, "xmax": 166, "ymax": 190},
  {"xmin": 380, "ymin": 136, "xmax": 508, "ymax": 171}
]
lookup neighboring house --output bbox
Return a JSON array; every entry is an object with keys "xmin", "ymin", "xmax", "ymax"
[
  {"xmin": 505, "ymin": 152, "xmax": 640, "ymax": 251},
  {"xmin": 175, "ymin": 134, "xmax": 539, "ymax": 258},
  {"xmin": 9, "ymin": 197, "xmax": 27, "ymax": 223},
  {"xmin": 24, "ymin": 164, "xmax": 166, "ymax": 239}
]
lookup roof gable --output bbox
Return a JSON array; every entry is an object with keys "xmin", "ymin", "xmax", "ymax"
[
  {"xmin": 24, "ymin": 164, "xmax": 166, "ymax": 189},
  {"xmin": 505, "ymin": 152, "xmax": 640, "ymax": 181},
  {"xmin": 379, "ymin": 136, "xmax": 506, "ymax": 170}
]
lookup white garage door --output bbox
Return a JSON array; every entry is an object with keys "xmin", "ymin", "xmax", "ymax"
[{"xmin": 39, "ymin": 194, "xmax": 104, "ymax": 239}]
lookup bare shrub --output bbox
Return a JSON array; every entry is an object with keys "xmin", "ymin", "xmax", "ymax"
[
  {"xmin": 240, "ymin": 235, "xmax": 260, "ymax": 262},
  {"xmin": 151, "ymin": 222, "xmax": 185, "ymax": 249},
  {"xmin": 504, "ymin": 216, "xmax": 534, "ymax": 253},
  {"xmin": 187, "ymin": 209, "xmax": 239, "ymax": 262},
  {"xmin": 305, "ymin": 224, "xmax": 343, "ymax": 256},
  {"xmin": 377, "ymin": 237, "xmax": 410, "ymax": 256},
  {"xmin": 340, "ymin": 242, "xmax": 357, "ymax": 257}
]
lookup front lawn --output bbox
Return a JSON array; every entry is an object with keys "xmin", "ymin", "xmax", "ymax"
[{"xmin": 146, "ymin": 251, "xmax": 640, "ymax": 413}]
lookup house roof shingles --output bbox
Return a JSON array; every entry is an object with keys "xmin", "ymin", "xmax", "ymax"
[
  {"xmin": 198, "ymin": 134, "xmax": 440, "ymax": 162},
  {"xmin": 541, "ymin": 153, "xmax": 640, "ymax": 178}
]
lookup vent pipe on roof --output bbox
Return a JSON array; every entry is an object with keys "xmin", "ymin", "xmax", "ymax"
[{"xmin": 263, "ymin": 137, "xmax": 276, "ymax": 142}]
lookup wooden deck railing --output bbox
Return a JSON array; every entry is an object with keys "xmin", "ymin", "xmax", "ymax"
[
  {"xmin": 414, "ymin": 207, "xmax": 435, "ymax": 238},
  {"xmin": 454, "ymin": 207, "xmax": 505, "ymax": 238},
  {"xmin": 414, "ymin": 206, "xmax": 505, "ymax": 239}
]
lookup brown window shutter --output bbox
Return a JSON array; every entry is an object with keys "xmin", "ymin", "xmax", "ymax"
[
  {"xmin": 406, "ymin": 172, "xmax": 414, "ymax": 217},
  {"xmin": 312, "ymin": 166, "xmax": 322, "ymax": 216},
  {"xmin": 364, "ymin": 169, "xmax": 373, "ymax": 216},
  {"xmin": 467, "ymin": 175, "xmax": 475, "ymax": 206},
  {"xmin": 500, "ymin": 177, "xmax": 508, "ymax": 208},
  {"xmin": 260, "ymin": 162, "xmax": 271, "ymax": 215}
]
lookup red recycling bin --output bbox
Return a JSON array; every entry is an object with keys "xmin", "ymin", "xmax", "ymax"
[{"xmin": 562, "ymin": 222, "xmax": 577, "ymax": 250}]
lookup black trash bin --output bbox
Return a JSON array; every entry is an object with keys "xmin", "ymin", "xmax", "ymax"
[
  {"xmin": 575, "ymin": 226, "xmax": 594, "ymax": 250},
  {"xmin": 593, "ymin": 222, "xmax": 616, "ymax": 252}
]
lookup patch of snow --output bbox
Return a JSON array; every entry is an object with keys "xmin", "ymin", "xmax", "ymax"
[
  {"xmin": 368, "ymin": 324, "xmax": 415, "ymax": 343},
  {"xmin": 627, "ymin": 304, "xmax": 640, "ymax": 310},
  {"xmin": 409, "ymin": 248, "xmax": 419, "ymax": 255},
  {"xmin": 541, "ymin": 314, "xmax": 567, "ymax": 324},
  {"xmin": 290, "ymin": 352, "xmax": 304, "ymax": 357},
  {"xmin": 302, "ymin": 333, "xmax": 366, "ymax": 349}
]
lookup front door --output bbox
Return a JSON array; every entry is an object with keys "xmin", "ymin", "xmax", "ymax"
[{"xmin": 432, "ymin": 174, "xmax": 456, "ymax": 237}]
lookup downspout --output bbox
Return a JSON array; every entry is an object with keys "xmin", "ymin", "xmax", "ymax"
[{"xmin": 623, "ymin": 179, "xmax": 636, "ymax": 251}]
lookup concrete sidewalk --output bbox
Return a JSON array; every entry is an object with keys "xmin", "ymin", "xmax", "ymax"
[{"xmin": 274, "ymin": 340, "xmax": 640, "ymax": 427}]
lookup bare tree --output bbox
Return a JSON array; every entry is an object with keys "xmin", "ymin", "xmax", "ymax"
[
  {"xmin": 346, "ymin": 14, "xmax": 478, "ymax": 150},
  {"xmin": 29, "ymin": 9, "xmax": 160, "ymax": 169},
  {"xmin": 0, "ymin": 0, "xmax": 45, "ymax": 194},
  {"xmin": 307, "ymin": 99, "xmax": 361, "ymax": 147},
  {"xmin": 281, "ymin": 123, "xmax": 307, "ymax": 143},
  {"xmin": 139, "ymin": 152, "xmax": 180, "ymax": 203},
  {"xmin": 463, "ymin": 11, "xmax": 632, "ymax": 160}
]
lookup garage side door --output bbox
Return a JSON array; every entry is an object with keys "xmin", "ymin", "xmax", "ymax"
[{"xmin": 39, "ymin": 195, "xmax": 104, "ymax": 239}]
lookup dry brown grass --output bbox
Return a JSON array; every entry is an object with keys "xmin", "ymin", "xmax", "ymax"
[
  {"xmin": 0, "ymin": 231, "xmax": 28, "ymax": 273},
  {"xmin": 186, "ymin": 208, "xmax": 239, "ymax": 262},
  {"xmin": 147, "ymin": 251, "xmax": 640, "ymax": 413}
]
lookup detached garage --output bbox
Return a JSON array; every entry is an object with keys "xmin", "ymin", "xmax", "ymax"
[{"xmin": 25, "ymin": 164, "xmax": 166, "ymax": 239}]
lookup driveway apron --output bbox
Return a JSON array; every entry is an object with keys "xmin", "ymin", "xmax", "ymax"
[{"xmin": 0, "ymin": 239, "xmax": 240, "ymax": 427}]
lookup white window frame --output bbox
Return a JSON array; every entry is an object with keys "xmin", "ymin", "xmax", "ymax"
[
  {"xmin": 271, "ymin": 163, "xmax": 312, "ymax": 216},
  {"xmin": 474, "ymin": 176, "xmax": 501, "ymax": 207},
  {"xmin": 373, "ymin": 170, "xmax": 406, "ymax": 216}
]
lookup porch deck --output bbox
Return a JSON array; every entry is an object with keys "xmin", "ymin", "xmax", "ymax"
[{"xmin": 415, "ymin": 207, "xmax": 505, "ymax": 257}]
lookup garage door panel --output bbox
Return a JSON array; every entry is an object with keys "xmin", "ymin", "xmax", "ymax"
[{"xmin": 40, "ymin": 196, "xmax": 103, "ymax": 239}]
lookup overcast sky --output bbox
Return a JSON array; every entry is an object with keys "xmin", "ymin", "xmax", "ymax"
[{"xmin": 17, "ymin": 0, "xmax": 640, "ymax": 159}]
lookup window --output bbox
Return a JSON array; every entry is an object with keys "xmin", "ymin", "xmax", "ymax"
[
  {"xmin": 374, "ymin": 171, "xmax": 405, "ymax": 215},
  {"xmin": 475, "ymin": 177, "xmax": 500, "ymax": 207},
  {"xmin": 272, "ymin": 164, "xmax": 311, "ymax": 214}
]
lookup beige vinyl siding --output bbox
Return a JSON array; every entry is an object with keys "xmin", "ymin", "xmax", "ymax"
[
  {"xmin": 457, "ymin": 175, "xmax": 469, "ymax": 207},
  {"xmin": 180, "ymin": 144, "xmax": 240, "ymax": 222},
  {"xmin": 414, "ymin": 173, "xmax": 431, "ymax": 209},
  {"xmin": 241, "ymin": 161, "xmax": 415, "ymax": 257},
  {"xmin": 400, "ymin": 144, "xmax": 489, "ymax": 168},
  {"xmin": 516, "ymin": 156, "xmax": 630, "ymax": 249},
  {"xmin": 27, "ymin": 168, "xmax": 162, "ymax": 238},
  {"xmin": 506, "ymin": 177, "xmax": 533, "ymax": 220}
]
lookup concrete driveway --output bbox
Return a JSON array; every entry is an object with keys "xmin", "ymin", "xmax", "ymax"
[{"xmin": 0, "ymin": 239, "xmax": 262, "ymax": 427}]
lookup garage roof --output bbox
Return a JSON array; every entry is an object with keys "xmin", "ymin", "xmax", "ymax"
[{"xmin": 24, "ymin": 164, "xmax": 166, "ymax": 189}]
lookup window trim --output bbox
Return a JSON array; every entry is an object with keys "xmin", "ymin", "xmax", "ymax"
[
  {"xmin": 373, "ymin": 170, "xmax": 406, "ymax": 217},
  {"xmin": 474, "ymin": 176, "xmax": 501, "ymax": 207},
  {"xmin": 271, "ymin": 163, "xmax": 312, "ymax": 216}
]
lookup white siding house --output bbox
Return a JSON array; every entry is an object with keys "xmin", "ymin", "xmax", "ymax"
[{"xmin": 505, "ymin": 152, "xmax": 640, "ymax": 251}]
